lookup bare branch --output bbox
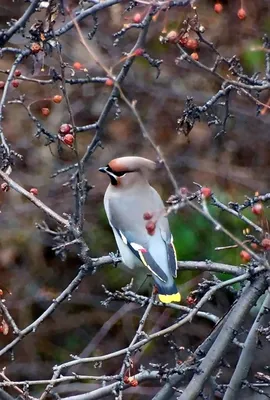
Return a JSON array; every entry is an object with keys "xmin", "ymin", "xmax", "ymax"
[{"xmin": 223, "ymin": 289, "xmax": 270, "ymax": 400}]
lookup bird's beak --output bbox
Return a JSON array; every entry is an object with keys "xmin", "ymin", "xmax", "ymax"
[{"xmin": 99, "ymin": 167, "xmax": 108, "ymax": 174}]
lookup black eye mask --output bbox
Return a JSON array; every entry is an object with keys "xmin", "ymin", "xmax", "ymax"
[{"xmin": 106, "ymin": 165, "xmax": 129, "ymax": 177}]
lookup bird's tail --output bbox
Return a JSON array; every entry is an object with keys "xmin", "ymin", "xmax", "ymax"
[{"xmin": 154, "ymin": 279, "xmax": 181, "ymax": 304}]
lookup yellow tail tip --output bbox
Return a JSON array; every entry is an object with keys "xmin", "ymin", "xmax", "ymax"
[{"xmin": 158, "ymin": 292, "xmax": 181, "ymax": 304}]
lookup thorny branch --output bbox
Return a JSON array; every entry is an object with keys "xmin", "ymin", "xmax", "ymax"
[{"xmin": 0, "ymin": 1, "xmax": 270, "ymax": 400}]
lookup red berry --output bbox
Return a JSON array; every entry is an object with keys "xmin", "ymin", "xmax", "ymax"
[
  {"xmin": 105, "ymin": 78, "xmax": 114, "ymax": 86},
  {"xmin": 237, "ymin": 8, "xmax": 246, "ymax": 20},
  {"xmin": 261, "ymin": 238, "xmax": 270, "ymax": 250},
  {"xmin": 31, "ymin": 42, "xmax": 41, "ymax": 54},
  {"xmin": 146, "ymin": 220, "xmax": 156, "ymax": 235},
  {"xmin": 143, "ymin": 212, "xmax": 153, "ymax": 220},
  {"xmin": 133, "ymin": 13, "xmax": 142, "ymax": 23},
  {"xmin": 179, "ymin": 36, "xmax": 188, "ymax": 46},
  {"xmin": 30, "ymin": 188, "xmax": 38, "ymax": 196},
  {"xmin": 12, "ymin": 80, "xmax": 19, "ymax": 88},
  {"xmin": 240, "ymin": 250, "xmax": 251, "ymax": 263},
  {"xmin": 53, "ymin": 95, "xmax": 63, "ymax": 104},
  {"xmin": 59, "ymin": 123, "xmax": 72, "ymax": 136},
  {"xmin": 123, "ymin": 376, "xmax": 130, "ymax": 384},
  {"xmin": 0, "ymin": 81, "xmax": 5, "ymax": 89},
  {"xmin": 133, "ymin": 48, "xmax": 144, "ymax": 56},
  {"xmin": 252, "ymin": 203, "xmax": 263, "ymax": 215},
  {"xmin": 185, "ymin": 38, "xmax": 198, "ymax": 50},
  {"xmin": 191, "ymin": 52, "xmax": 199, "ymax": 61},
  {"xmin": 63, "ymin": 134, "xmax": 74, "ymax": 146},
  {"xmin": 214, "ymin": 3, "xmax": 223, "ymax": 13},
  {"xmin": 166, "ymin": 31, "xmax": 178, "ymax": 43},
  {"xmin": 41, "ymin": 107, "xmax": 50, "ymax": 117},
  {"xmin": 186, "ymin": 295, "xmax": 195, "ymax": 305},
  {"xmin": 201, "ymin": 187, "xmax": 212, "ymax": 199},
  {"xmin": 73, "ymin": 62, "xmax": 82, "ymax": 70},
  {"xmin": 0, "ymin": 289, "xmax": 3, "ymax": 296},
  {"xmin": 251, "ymin": 243, "xmax": 259, "ymax": 251},
  {"xmin": 1, "ymin": 183, "xmax": 9, "ymax": 192},
  {"xmin": 129, "ymin": 378, "xmax": 138, "ymax": 387},
  {"xmin": 14, "ymin": 69, "xmax": 21, "ymax": 77}
]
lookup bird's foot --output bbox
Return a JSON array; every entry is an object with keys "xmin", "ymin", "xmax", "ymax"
[{"xmin": 109, "ymin": 251, "xmax": 121, "ymax": 267}]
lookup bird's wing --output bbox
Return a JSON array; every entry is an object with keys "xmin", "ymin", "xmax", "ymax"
[
  {"xmin": 106, "ymin": 192, "xmax": 168, "ymax": 283},
  {"xmin": 114, "ymin": 227, "xmax": 168, "ymax": 283},
  {"xmin": 150, "ymin": 188, "xmax": 178, "ymax": 278}
]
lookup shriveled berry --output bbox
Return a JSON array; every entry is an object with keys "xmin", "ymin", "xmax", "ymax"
[
  {"xmin": 179, "ymin": 187, "xmax": 188, "ymax": 196},
  {"xmin": 237, "ymin": 8, "xmax": 246, "ymax": 20},
  {"xmin": 59, "ymin": 123, "xmax": 72, "ymax": 135},
  {"xmin": 201, "ymin": 187, "xmax": 212, "ymax": 198},
  {"xmin": 166, "ymin": 30, "xmax": 178, "ymax": 43},
  {"xmin": 1, "ymin": 183, "xmax": 9, "ymax": 192},
  {"xmin": 153, "ymin": 285, "xmax": 159, "ymax": 295},
  {"xmin": 63, "ymin": 134, "xmax": 74, "ymax": 146},
  {"xmin": 53, "ymin": 95, "xmax": 63, "ymax": 104},
  {"xmin": 12, "ymin": 80, "xmax": 19, "ymax": 88},
  {"xmin": 0, "ymin": 81, "xmax": 5, "ymax": 89},
  {"xmin": 41, "ymin": 107, "xmax": 50, "ymax": 116},
  {"xmin": 30, "ymin": 188, "xmax": 38, "ymax": 196},
  {"xmin": 133, "ymin": 13, "xmax": 142, "ymax": 23},
  {"xmin": 261, "ymin": 238, "xmax": 270, "ymax": 250},
  {"xmin": 105, "ymin": 78, "xmax": 114, "ymax": 86},
  {"xmin": 146, "ymin": 220, "xmax": 156, "ymax": 235},
  {"xmin": 185, "ymin": 38, "xmax": 198, "ymax": 50},
  {"xmin": 199, "ymin": 25, "xmax": 205, "ymax": 33},
  {"xmin": 1, "ymin": 320, "xmax": 8, "ymax": 335},
  {"xmin": 31, "ymin": 42, "xmax": 41, "ymax": 54},
  {"xmin": 252, "ymin": 203, "xmax": 263, "ymax": 215},
  {"xmin": 240, "ymin": 250, "xmax": 251, "ymax": 263},
  {"xmin": 143, "ymin": 212, "xmax": 153, "ymax": 220},
  {"xmin": 73, "ymin": 62, "xmax": 82, "ymax": 70},
  {"xmin": 133, "ymin": 48, "xmax": 144, "ymax": 56},
  {"xmin": 214, "ymin": 3, "xmax": 223, "ymax": 13},
  {"xmin": 191, "ymin": 52, "xmax": 199, "ymax": 61}
]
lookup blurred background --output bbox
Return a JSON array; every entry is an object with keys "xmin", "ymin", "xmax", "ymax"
[{"xmin": 0, "ymin": 0, "xmax": 270, "ymax": 398}]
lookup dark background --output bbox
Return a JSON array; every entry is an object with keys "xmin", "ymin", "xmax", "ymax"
[{"xmin": 0, "ymin": 0, "xmax": 270, "ymax": 398}]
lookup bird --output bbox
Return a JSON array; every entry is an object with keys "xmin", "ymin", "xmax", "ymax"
[{"xmin": 99, "ymin": 156, "xmax": 181, "ymax": 304}]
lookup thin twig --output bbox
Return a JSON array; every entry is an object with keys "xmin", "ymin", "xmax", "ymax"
[{"xmin": 0, "ymin": 169, "xmax": 69, "ymax": 226}]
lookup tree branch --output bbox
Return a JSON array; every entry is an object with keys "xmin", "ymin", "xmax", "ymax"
[
  {"xmin": 223, "ymin": 288, "xmax": 270, "ymax": 400},
  {"xmin": 177, "ymin": 275, "xmax": 267, "ymax": 400}
]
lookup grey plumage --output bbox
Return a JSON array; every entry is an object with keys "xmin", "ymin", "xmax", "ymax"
[{"xmin": 100, "ymin": 156, "xmax": 181, "ymax": 303}]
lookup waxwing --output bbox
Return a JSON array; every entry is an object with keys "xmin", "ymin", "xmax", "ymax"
[{"xmin": 99, "ymin": 156, "xmax": 181, "ymax": 304}]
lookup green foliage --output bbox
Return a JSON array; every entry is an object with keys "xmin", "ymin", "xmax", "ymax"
[{"xmin": 241, "ymin": 41, "xmax": 265, "ymax": 72}]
